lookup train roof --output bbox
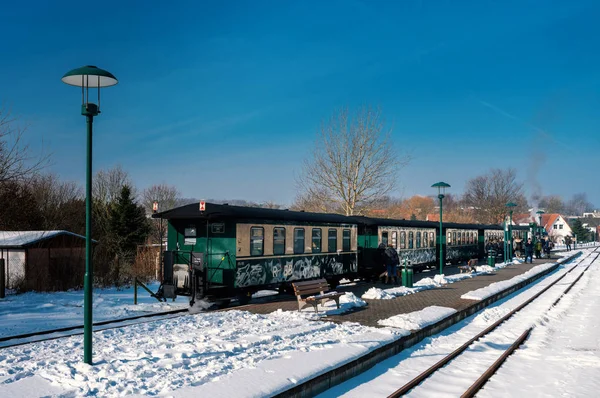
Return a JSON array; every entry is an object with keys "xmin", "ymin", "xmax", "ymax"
[
  {"xmin": 153, "ymin": 202, "xmax": 357, "ymax": 225},
  {"xmin": 349, "ymin": 216, "xmax": 438, "ymax": 229}
]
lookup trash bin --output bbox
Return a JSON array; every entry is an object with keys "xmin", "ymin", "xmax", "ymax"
[
  {"xmin": 401, "ymin": 259, "xmax": 413, "ymax": 288},
  {"xmin": 487, "ymin": 250, "xmax": 496, "ymax": 267}
]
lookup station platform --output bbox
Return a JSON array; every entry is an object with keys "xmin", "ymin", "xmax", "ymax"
[{"xmin": 239, "ymin": 256, "xmax": 562, "ymax": 328}]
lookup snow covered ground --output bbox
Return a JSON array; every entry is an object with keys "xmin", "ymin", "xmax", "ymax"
[
  {"xmin": 0, "ymin": 249, "xmax": 595, "ymax": 397},
  {"xmin": 0, "ymin": 282, "xmax": 190, "ymax": 338},
  {"xmin": 318, "ymin": 248, "xmax": 600, "ymax": 397}
]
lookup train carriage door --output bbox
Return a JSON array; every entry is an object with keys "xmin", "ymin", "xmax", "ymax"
[{"xmin": 381, "ymin": 231, "xmax": 389, "ymax": 246}]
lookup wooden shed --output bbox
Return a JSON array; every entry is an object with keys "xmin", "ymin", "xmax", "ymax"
[{"xmin": 0, "ymin": 231, "xmax": 89, "ymax": 292}]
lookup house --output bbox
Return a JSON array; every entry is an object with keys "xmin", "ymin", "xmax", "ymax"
[
  {"xmin": 0, "ymin": 231, "xmax": 89, "ymax": 292},
  {"xmin": 512, "ymin": 213, "xmax": 573, "ymax": 244},
  {"xmin": 541, "ymin": 214, "xmax": 573, "ymax": 244}
]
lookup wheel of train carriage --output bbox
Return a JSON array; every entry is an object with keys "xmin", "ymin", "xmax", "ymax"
[
  {"xmin": 326, "ymin": 277, "xmax": 341, "ymax": 289},
  {"xmin": 236, "ymin": 290, "xmax": 252, "ymax": 305}
]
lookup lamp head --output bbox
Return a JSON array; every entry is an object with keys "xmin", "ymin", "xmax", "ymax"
[
  {"xmin": 431, "ymin": 181, "xmax": 450, "ymax": 198},
  {"xmin": 62, "ymin": 65, "xmax": 117, "ymax": 116}
]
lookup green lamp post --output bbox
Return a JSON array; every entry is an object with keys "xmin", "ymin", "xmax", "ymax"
[
  {"xmin": 506, "ymin": 202, "xmax": 517, "ymax": 261},
  {"xmin": 432, "ymin": 182, "xmax": 450, "ymax": 275},
  {"xmin": 62, "ymin": 65, "xmax": 118, "ymax": 365}
]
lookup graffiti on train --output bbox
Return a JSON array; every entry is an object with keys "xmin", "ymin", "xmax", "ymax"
[{"xmin": 235, "ymin": 254, "xmax": 357, "ymax": 287}]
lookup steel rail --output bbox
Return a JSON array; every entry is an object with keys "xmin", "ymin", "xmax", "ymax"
[
  {"xmin": 461, "ymin": 250, "xmax": 600, "ymax": 397},
  {"xmin": 0, "ymin": 308, "xmax": 189, "ymax": 348},
  {"xmin": 388, "ymin": 249, "xmax": 596, "ymax": 397}
]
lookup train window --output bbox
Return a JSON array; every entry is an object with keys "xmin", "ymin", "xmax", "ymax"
[
  {"xmin": 430, "ymin": 232, "xmax": 435, "ymax": 247},
  {"xmin": 273, "ymin": 227, "xmax": 286, "ymax": 255},
  {"xmin": 294, "ymin": 228, "xmax": 305, "ymax": 254},
  {"xmin": 447, "ymin": 232, "xmax": 452, "ymax": 245},
  {"xmin": 343, "ymin": 229, "xmax": 351, "ymax": 251},
  {"xmin": 408, "ymin": 231, "xmax": 414, "ymax": 249},
  {"xmin": 312, "ymin": 228, "xmax": 322, "ymax": 253},
  {"xmin": 423, "ymin": 232, "xmax": 428, "ymax": 248},
  {"xmin": 400, "ymin": 231, "xmax": 406, "ymax": 249},
  {"xmin": 453, "ymin": 232, "xmax": 458, "ymax": 245},
  {"xmin": 391, "ymin": 231, "xmax": 397, "ymax": 248},
  {"xmin": 184, "ymin": 227, "xmax": 196, "ymax": 237},
  {"xmin": 250, "ymin": 227, "xmax": 264, "ymax": 256},
  {"xmin": 469, "ymin": 232, "xmax": 473, "ymax": 244},
  {"xmin": 328, "ymin": 229, "xmax": 337, "ymax": 252},
  {"xmin": 416, "ymin": 232, "xmax": 421, "ymax": 249},
  {"xmin": 381, "ymin": 231, "xmax": 388, "ymax": 246}
]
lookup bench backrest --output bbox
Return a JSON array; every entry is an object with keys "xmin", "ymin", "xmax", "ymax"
[{"xmin": 293, "ymin": 278, "xmax": 330, "ymax": 296}]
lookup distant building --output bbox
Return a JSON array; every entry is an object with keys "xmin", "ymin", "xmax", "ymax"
[
  {"xmin": 512, "ymin": 213, "xmax": 573, "ymax": 244},
  {"xmin": 0, "ymin": 231, "xmax": 90, "ymax": 292}
]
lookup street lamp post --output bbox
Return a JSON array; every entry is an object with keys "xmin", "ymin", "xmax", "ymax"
[
  {"xmin": 506, "ymin": 202, "xmax": 517, "ymax": 261},
  {"xmin": 432, "ymin": 182, "xmax": 450, "ymax": 275},
  {"xmin": 62, "ymin": 66, "xmax": 118, "ymax": 365}
]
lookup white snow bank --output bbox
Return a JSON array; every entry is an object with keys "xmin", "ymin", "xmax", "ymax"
[
  {"xmin": 0, "ymin": 309, "xmax": 401, "ymax": 397},
  {"xmin": 461, "ymin": 262, "xmax": 557, "ymax": 301},
  {"xmin": 378, "ymin": 305, "xmax": 457, "ymax": 331}
]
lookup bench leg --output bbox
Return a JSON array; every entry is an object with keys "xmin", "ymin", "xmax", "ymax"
[
  {"xmin": 334, "ymin": 298, "xmax": 340, "ymax": 309},
  {"xmin": 312, "ymin": 302, "xmax": 319, "ymax": 313}
]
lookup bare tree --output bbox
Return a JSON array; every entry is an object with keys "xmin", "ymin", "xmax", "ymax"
[
  {"xmin": 93, "ymin": 165, "xmax": 134, "ymax": 205},
  {"xmin": 296, "ymin": 106, "xmax": 407, "ymax": 216},
  {"xmin": 29, "ymin": 173, "xmax": 83, "ymax": 230},
  {"xmin": 0, "ymin": 108, "xmax": 50, "ymax": 183},
  {"xmin": 140, "ymin": 184, "xmax": 180, "ymax": 215},
  {"xmin": 538, "ymin": 195, "xmax": 565, "ymax": 214},
  {"xmin": 291, "ymin": 188, "xmax": 340, "ymax": 213},
  {"xmin": 565, "ymin": 193, "xmax": 594, "ymax": 216},
  {"xmin": 463, "ymin": 168, "xmax": 527, "ymax": 224}
]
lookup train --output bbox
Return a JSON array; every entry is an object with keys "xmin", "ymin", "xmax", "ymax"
[{"xmin": 153, "ymin": 202, "xmax": 530, "ymax": 305}]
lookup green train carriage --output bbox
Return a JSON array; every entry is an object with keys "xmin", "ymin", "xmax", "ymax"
[{"xmin": 154, "ymin": 203, "xmax": 358, "ymax": 304}]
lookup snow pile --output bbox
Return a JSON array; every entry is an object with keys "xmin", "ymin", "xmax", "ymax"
[
  {"xmin": 475, "ymin": 265, "xmax": 495, "ymax": 273},
  {"xmin": 414, "ymin": 274, "xmax": 448, "ymax": 287},
  {"xmin": 378, "ymin": 306, "xmax": 457, "ymax": 331},
  {"xmin": 471, "ymin": 306, "xmax": 511, "ymax": 326},
  {"xmin": 0, "ymin": 309, "xmax": 399, "ymax": 397},
  {"xmin": 461, "ymin": 262, "xmax": 557, "ymax": 301},
  {"xmin": 252, "ymin": 290, "xmax": 279, "ymax": 298}
]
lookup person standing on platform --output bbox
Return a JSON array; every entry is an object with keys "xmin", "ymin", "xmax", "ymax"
[
  {"xmin": 384, "ymin": 244, "xmax": 400, "ymax": 285},
  {"xmin": 524, "ymin": 238, "xmax": 534, "ymax": 263},
  {"xmin": 535, "ymin": 239, "xmax": 542, "ymax": 259},
  {"xmin": 565, "ymin": 236, "xmax": 572, "ymax": 251}
]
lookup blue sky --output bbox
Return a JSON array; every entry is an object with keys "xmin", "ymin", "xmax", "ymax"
[{"xmin": 1, "ymin": 0, "xmax": 599, "ymax": 207}]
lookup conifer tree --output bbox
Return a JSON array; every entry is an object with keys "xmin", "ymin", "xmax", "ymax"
[
  {"xmin": 109, "ymin": 185, "xmax": 151, "ymax": 264},
  {"xmin": 570, "ymin": 219, "xmax": 590, "ymax": 242}
]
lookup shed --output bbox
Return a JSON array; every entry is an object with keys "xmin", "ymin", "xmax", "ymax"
[{"xmin": 0, "ymin": 231, "xmax": 89, "ymax": 292}]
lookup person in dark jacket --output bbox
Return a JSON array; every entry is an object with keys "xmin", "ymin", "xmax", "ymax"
[
  {"xmin": 524, "ymin": 238, "xmax": 534, "ymax": 263},
  {"xmin": 543, "ymin": 239, "xmax": 553, "ymax": 259},
  {"xmin": 384, "ymin": 244, "xmax": 400, "ymax": 285}
]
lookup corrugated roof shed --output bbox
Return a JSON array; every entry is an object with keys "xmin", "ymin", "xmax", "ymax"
[{"xmin": 0, "ymin": 231, "xmax": 88, "ymax": 249}]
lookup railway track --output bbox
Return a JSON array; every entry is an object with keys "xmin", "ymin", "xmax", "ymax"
[
  {"xmin": 0, "ymin": 307, "xmax": 189, "ymax": 349},
  {"xmin": 388, "ymin": 248, "xmax": 599, "ymax": 397}
]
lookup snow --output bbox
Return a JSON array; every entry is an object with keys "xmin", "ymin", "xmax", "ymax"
[
  {"xmin": 317, "ymin": 248, "xmax": 600, "ymax": 397},
  {"xmin": 361, "ymin": 260, "xmax": 516, "ymax": 301},
  {"xmin": 0, "ymin": 230, "xmax": 86, "ymax": 247},
  {"xmin": 0, "ymin": 282, "xmax": 189, "ymax": 338},
  {"xmin": 378, "ymin": 306, "xmax": 457, "ymax": 330},
  {"xmin": 461, "ymin": 262, "xmax": 558, "ymax": 301},
  {"xmin": 1, "ymin": 249, "xmax": 598, "ymax": 397}
]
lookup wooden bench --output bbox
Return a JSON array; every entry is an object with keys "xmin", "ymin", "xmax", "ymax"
[
  {"xmin": 292, "ymin": 279, "xmax": 343, "ymax": 313},
  {"xmin": 459, "ymin": 259, "xmax": 478, "ymax": 273}
]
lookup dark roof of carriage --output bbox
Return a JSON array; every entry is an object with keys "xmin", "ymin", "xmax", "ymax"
[
  {"xmin": 349, "ymin": 216, "xmax": 438, "ymax": 229},
  {"xmin": 153, "ymin": 202, "xmax": 357, "ymax": 224}
]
